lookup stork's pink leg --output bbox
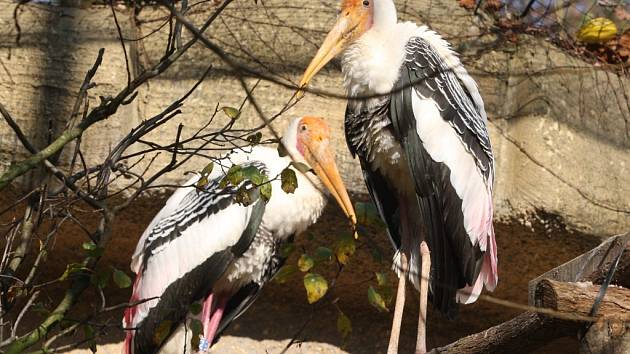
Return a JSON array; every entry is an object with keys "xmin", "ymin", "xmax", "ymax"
[
  {"xmin": 197, "ymin": 294, "xmax": 227, "ymax": 353},
  {"xmin": 387, "ymin": 252, "xmax": 408, "ymax": 354},
  {"xmin": 415, "ymin": 241, "xmax": 431, "ymax": 354}
]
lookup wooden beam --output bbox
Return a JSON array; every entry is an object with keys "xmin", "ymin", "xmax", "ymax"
[
  {"xmin": 535, "ymin": 279, "xmax": 630, "ymax": 320},
  {"xmin": 430, "ymin": 232, "xmax": 630, "ymax": 354},
  {"xmin": 579, "ymin": 320, "xmax": 630, "ymax": 354},
  {"xmin": 428, "ymin": 312, "xmax": 578, "ymax": 354},
  {"xmin": 528, "ymin": 232, "xmax": 630, "ymax": 306}
]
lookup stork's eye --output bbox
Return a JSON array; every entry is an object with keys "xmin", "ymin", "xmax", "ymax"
[{"xmin": 362, "ymin": 0, "xmax": 369, "ymax": 6}]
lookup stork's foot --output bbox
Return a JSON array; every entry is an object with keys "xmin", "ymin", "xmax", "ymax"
[
  {"xmin": 415, "ymin": 242, "xmax": 431, "ymax": 354},
  {"xmin": 387, "ymin": 252, "xmax": 408, "ymax": 354}
]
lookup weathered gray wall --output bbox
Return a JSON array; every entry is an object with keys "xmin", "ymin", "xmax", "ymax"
[{"xmin": 1, "ymin": 1, "xmax": 629, "ymax": 237}]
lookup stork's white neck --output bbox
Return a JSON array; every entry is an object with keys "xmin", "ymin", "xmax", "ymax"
[
  {"xmin": 372, "ymin": 0, "xmax": 397, "ymax": 29},
  {"xmin": 341, "ymin": 22, "xmax": 417, "ymax": 97}
]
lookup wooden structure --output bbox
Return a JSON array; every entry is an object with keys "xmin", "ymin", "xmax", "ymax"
[{"xmin": 430, "ymin": 232, "xmax": 630, "ymax": 354}]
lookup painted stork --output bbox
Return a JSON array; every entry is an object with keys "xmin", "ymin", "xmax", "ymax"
[
  {"xmin": 123, "ymin": 116, "xmax": 356, "ymax": 354},
  {"xmin": 299, "ymin": 1, "xmax": 498, "ymax": 352}
]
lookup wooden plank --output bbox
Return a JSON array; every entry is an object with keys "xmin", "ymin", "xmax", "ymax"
[
  {"xmin": 528, "ymin": 232, "xmax": 630, "ymax": 306},
  {"xmin": 535, "ymin": 279, "xmax": 630, "ymax": 320}
]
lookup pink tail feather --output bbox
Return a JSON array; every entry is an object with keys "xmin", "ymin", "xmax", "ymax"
[
  {"xmin": 456, "ymin": 227, "xmax": 498, "ymax": 304},
  {"xmin": 122, "ymin": 274, "xmax": 142, "ymax": 354}
]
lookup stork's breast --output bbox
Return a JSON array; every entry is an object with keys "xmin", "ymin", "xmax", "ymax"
[{"xmin": 366, "ymin": 129, "xmax": 416, "ymax": 197}]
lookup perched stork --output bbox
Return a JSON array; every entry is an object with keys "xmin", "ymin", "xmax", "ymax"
[
  {"xmin": 299, "ymin": 1, "xmax": 498, "ymax": 352},
  {"xmin": 123, "ymin": 116, "xmax": 356, "ymax": 354}
]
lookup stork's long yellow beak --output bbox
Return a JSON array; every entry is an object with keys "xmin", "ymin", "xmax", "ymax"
[
  {"xmin": 299, "ymin": 4, "xmax": 370, "ymax": 97},
  {"xmin": 303, "ymin": 137, "xmax": 357, "ymax": 234},
  {"xmin": 299, "ymin": 17, "xmax": 353, "ymax": 94}
]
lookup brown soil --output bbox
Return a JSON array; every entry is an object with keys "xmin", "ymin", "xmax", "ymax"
[{"xmin": 3, "ymin": 191, "xmax": 600, "ymax": 353}]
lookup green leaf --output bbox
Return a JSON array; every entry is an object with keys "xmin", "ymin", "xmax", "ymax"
[
  {"xmin": 277, "ymin": 144, "xmax": 288, "ymax": 157},
  {"xmin": 259, "ymin": 179, "xmax": 272, "ymax": 202},
  {"xmin": 196, "ymin": 176, "xmax": 209, "ymax": 189},
  {"xmin": 90, "ymin": 268, "xmax": 110, "ymax": 289},
  {"xmin": 221, "ymin": 106, "xmax": 240, "ymax": 119},
  {"xmin": 201, "ymin": 162, "xmax": 214, "ymax": 176},
  {"xmin": 154, "ymin": 320, "xmax": 172, "ymax": 346},
  {"xmin": 225, "ymin": 165, "xmax": 244, "ymax": 187},
  {"xmin": 380, "ymin": 284, "xmax": 394, "ymax": 306},
  {"xmin": 241, "ymin": 165, "xmax": 263, "ymax": 182},
  {"xmin": 337, "ymin": 311, "xmax": 352, "ymax": 338},
  {"xmin": 82, "ymin": 241, "xmax": 103, "ymax": 257},
  {"xmin": 189, "ymin": 302, "xmax": 202, "ymax": 315},
  {"xmin": 112, "ymin": 267, "xmax": 132, "ymax": 289},
  {"xmin": 274, "ymin": 264, "xmax": 298, "ymax": 284},
  {"xmin": 82, "ymin": 241, "xmax": 97, "ymax": 251},
  {"xmin": 246, "ymin": 132, "xmax": 262, "ymax": 144},
  {"xmin": 190, "ymin": 318, "xmax": 203, "ymax": 349},
  {"xmin": 375, "ymin": 272, "xmax": 388, "ymax": 287},
  {"xmin": 196, "ymin": 162, "xmax": 214, "ymax": 189},
  {"xmin": 314, "ymin": 246, "xmax": 334, "ymax": 263},
  {"xmin": 368, "ymin": 286, "xmax": 389, "ymax": 312},
  {"xmin": 83, "ymin": 324, "xmax": 96, "ymax": 353},
  {"xmin": 235, "ymin": 186, "xmax": 254, "ymax": 206},
  {"xmin": 297, "ymin": 254, "xmax": 315, "ymax": 272},
  {"xmin": 303, "ymin": 273, "xmax": 328, "ymax": 304},
  {"xmin": 280, "ymin": 168, "xmax": 298, "ymax": 193},
  {"xmin": 335, "ymin": 234, "xmax": 356, "ymax": 265}
]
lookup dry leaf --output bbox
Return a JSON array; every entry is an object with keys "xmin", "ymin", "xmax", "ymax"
[
  {"xmin": 485, "ymin": 0, "xmax": 501, "ymax": 11},
  {"xmin": 614, "ymin": 7, "xmax": 630, "ymax": 21},
  {"xmin": 618, "ymin": 32, "xmax": 630, "ymax": 58},
  {"xmin": 458, "ymin": 0, "xmax": 476, "ymax": 10}
]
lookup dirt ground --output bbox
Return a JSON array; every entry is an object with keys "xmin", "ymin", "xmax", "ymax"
[{"xmin": 5, "ymin": 191, "xmax": 599, "ymax": 354}]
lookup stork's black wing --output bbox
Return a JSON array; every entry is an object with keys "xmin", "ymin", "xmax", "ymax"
[
  {"xmin": 213, "ymin": 235, "xmax": 293, "ymax": 342},
  {"xmin": 126, "ymin": 163, "xmax": 268, "ymax": 354},
  {"xmin": 387, "ymin": 36, "xmax": 495, "ymax": 316}
]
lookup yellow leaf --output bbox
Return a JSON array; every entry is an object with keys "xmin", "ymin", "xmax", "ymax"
[
  {"xmin": 303, "ymin": 273, "xmax": 328, "ymax": 304},
  {"xmin": 375, "ymin": 272, "xmax": 388, "ymax": 287},
  {"xmin": 336, "ymin": 234, "xmax": 356, "ymax": 265},
  {"xmin": 577, "ymin": 18, "xmax": 618, "ymax": 44},
  {"xmin": 368, "ymin": 286, "xmax": 388, "ymax": 312},
  {"xmin": 221, "ymin": 106, "xmax": 240, "ymax": 119},
  {"xmin": 201, "ymin": 162, "xmax": 214, "ymax": 176},
  {"xmin": 337, "ymin": 311, "xmax": 352, "ymax": 338},
  {"xmin": 274, "ymin": 265, "xmax": 297, "ymax": 284},
  {"xmin": 280, "ymin": 168, "xmax": 298, "ymax": 193},
  {"xmin": 298, "ymin": 254, "xmax": 315, "ymax": 272}
]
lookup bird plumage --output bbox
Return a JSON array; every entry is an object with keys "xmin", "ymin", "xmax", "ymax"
[
  {"xmin": 300, "ymin": 0, "xmax": 498, "ymax": 317},
  {"xmin": 123, "ymin": 117, "xmax": 356, "ymax": 354},
  {"xmin": 345, "ymin": 25, "xmax": 497, "ymax": 315}
]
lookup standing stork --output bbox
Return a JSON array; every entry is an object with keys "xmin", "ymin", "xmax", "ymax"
[
  {"xmin": 123, "ymin": 116, "xmax": 356, "ymax": 354},
  {"xmin": 299, "ymin": 1, "xmax": 498, "ymax": 353}
]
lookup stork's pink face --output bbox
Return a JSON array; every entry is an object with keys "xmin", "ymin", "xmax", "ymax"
[
  {"xmin": 283, "ymin": 116, "xmax": 357, "ymax": 229},
  {"xmin": 299, "ymin": 0, "xmax": 374, "ymax": 90}
]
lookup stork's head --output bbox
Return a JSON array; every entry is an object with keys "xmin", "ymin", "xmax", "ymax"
[
  {"xmin": 281, "ymin": 116, "xmax": 357, "ymax": 228},
  {"xmin": 299, "ymin": 0, "xmax": 397, "ymax": 90}
]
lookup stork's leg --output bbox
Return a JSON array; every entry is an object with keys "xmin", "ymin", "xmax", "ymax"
[
  {"xmin": 415, "ymin": 241, "xmax": 431, "ymax": 354},
  {"xmin": 387, "ymin": 251, "xmax": 408, "ymax": 354},
  {"xmin": 197, "ymin": 294, "xmax": 227, "ymax": 353}
]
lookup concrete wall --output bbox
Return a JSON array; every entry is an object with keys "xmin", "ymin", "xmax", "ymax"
[{"xmin": 1, "ymin": 1, "xmax": 629, "ymax": 236}]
